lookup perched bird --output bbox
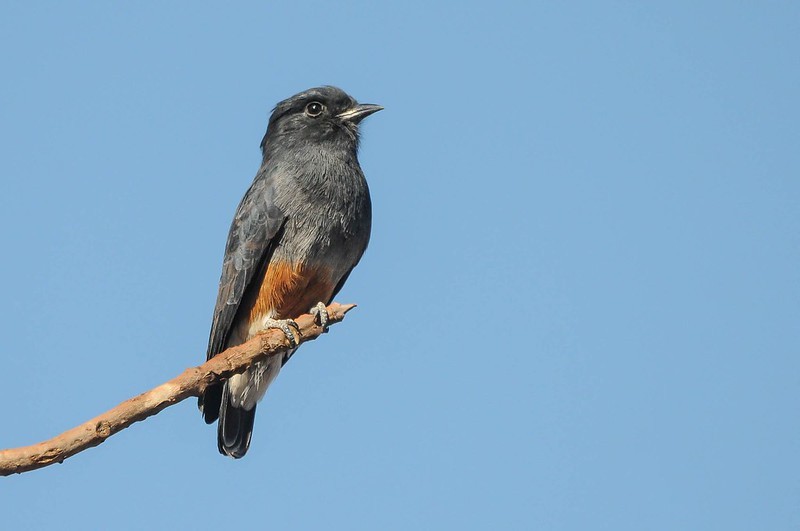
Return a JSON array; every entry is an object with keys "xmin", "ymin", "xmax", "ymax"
[{"xmin": 199, "ymin": 86, "xmax": 382, "ymax": 458}]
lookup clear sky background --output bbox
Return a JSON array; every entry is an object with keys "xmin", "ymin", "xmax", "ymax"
[{"xmin": 1, "ymin": 2, "xmax": 798, "ymax": 530}]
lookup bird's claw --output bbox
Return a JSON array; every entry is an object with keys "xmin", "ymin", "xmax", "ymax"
[
  {"xmin": 310, "ymin": 302, "xmax": 329, "ymax": 330},
  {"xmin": 263, "ymin": 317, "xmax": 300, "ymax": 347}
]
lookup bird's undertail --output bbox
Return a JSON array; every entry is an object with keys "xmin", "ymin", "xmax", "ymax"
[{"xmin": 217, "ymin": 383, "xmax": 257, "ymax": 459}]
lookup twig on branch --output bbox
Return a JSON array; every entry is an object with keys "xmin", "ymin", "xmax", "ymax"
[{"xmin": 0, "ymin": 302, "xmax": 356, "ymax": 477}]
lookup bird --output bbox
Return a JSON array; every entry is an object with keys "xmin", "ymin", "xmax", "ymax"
[{"xmin": 198, "ymin": 86, "xmax": 382, "ymax": 458}]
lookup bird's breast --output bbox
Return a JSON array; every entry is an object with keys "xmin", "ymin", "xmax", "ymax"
[{"xmin": 248, "ymin": 260, "xmax": 337, "ymax": 324}]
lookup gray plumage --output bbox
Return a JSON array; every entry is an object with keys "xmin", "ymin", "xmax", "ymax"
[{"xmin": 199, "ymin": 86, "xmax": 381, "ymax": 458}]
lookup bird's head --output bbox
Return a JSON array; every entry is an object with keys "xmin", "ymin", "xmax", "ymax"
[{"xmin": 260, "ymin": 86, "xmax": 382, "ymax": 155}]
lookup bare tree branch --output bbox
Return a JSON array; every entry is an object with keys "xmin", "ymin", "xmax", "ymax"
[{"xmin": 0, "ymin": 302, "xmax": 356, "ymax": 476}]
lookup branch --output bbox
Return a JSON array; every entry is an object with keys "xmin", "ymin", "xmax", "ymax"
[{"xmin": 0, "ymin": 302, "xmax": 356, "ymax": 476}]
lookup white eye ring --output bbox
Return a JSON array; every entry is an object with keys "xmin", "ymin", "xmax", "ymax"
[{"xmin": 305, "ymin": 101, "xmax": 325, "ymax": 117}]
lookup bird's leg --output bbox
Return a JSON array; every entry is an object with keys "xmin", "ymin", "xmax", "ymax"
[
  {"xmin": 309, "ymin": 302, "xmax": 329, "ymax": 330},
  {"xmin": 262, "ymin": 317, "xmax": 300, "ymax": 348}
]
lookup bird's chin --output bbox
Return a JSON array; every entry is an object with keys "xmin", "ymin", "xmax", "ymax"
[{"xmin": 336, "ymin": 120, "xmax": 361, "ymax": 143}]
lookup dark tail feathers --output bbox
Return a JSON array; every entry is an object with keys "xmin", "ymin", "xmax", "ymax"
[
  {"xmin": 216, "ymin": 384, "xmax": 256, "ymax": 459},
  {"xmin": 199, "ymin": 383, "xmax": 222, "ymax": 424}
]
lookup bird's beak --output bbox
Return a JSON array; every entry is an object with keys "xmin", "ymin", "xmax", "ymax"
[{"xmin": 337, "ymin": 103, "xmax": 384, "ymax": 124}]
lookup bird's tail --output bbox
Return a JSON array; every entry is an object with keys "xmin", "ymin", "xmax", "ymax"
[{"xmin": 217, "ymin": 383, "xmax": 256, "ymax": 459}]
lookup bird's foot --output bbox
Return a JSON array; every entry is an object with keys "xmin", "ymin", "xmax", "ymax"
[
  {"xmin": 262, "ymin": 317, "xmax": 300, "ymax": 347},
  {"xmin": 310, "ymin": 302, "xmax": 329, "ymax": 330}
]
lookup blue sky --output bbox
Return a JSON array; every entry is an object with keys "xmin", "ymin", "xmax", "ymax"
[{"xmin": 1, "ymin": 2, "xmax": 798, "ymax": 529}]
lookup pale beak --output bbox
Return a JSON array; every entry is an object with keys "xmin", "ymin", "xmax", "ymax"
[{"xmin": 337, "ymin": 103, "xmax": 384, "ymax": 124}]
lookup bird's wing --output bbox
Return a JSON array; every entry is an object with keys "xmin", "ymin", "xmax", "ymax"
[{"xmin": 206, "ymin": 169, "xmax": 285, "ymax": 360}]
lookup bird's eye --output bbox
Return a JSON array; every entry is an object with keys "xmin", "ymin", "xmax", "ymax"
[{"xmin": 305, "ymin": 101, "xmax": 325, "ymax": 117}]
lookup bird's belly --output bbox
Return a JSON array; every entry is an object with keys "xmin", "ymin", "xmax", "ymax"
[{"xmin": 246, "ymin": 259, "xmax": 337, "ymax": 331}]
